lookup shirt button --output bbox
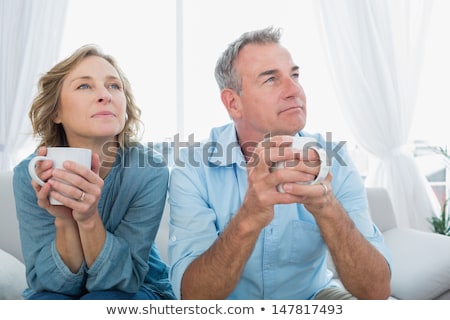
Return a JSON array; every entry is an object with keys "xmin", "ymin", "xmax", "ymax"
[{"xmin": 170, "ymin": 235, "xmax": 177, "ymax": 242}]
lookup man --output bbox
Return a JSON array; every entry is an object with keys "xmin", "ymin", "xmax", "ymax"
[{"xmin": 168, "ymin": 26, "xmax": 391, "ymax": 300}]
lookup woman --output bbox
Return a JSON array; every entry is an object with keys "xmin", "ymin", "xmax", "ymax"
[{"xmin": 13, "ymin": 44, "xmax": 175, "ymax": 299}]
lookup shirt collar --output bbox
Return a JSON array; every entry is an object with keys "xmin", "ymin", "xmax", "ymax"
[
  {"xmin": 207, "ymin": 123, "xmax": 246, "ymax": 167},
  {"xmin": 206, "ymin": 123, "xmax": 312, "ymax": 167}
]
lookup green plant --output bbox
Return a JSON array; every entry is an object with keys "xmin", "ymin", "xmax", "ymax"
[
  {"xmin": 427, "ymin": 145, "xmax": 450, "ymax": 236},
  {"xmin": 435, "ymin": 146, "xmax": 450, "ymax": 164},
  {"xmin": 428, "ymin": 198, "xmax": 450, "ymax": 236}
]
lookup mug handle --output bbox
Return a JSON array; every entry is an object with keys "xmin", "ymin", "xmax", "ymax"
[
  {"xmin": 28, "ymin": 156, "xmax": 51, "ymax": 186},
  {"xmin": 309, "ymin": 147, "xmax": 330, "ymax": 184}
]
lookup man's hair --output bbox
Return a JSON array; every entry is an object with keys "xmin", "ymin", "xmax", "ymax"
[
  {"xmin": 214, "ymin": 26, "xmax": 282, "ymax": 95},
  {"xmin": 29, "ymin": 44, "xmax": 142, "ymax": 149}
]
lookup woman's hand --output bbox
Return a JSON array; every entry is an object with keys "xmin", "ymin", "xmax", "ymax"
[
  {"xmin": 48, "ymin": 152, "xmax": 104, "ymax": 223},
  {"xmin": 31, "ymin": 147, "xmax": 74, "ymax": 220}
]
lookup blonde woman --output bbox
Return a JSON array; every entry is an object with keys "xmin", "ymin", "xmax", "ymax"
[{"xmin": 13, "ymin": 45, "xmax": 174, "ymax": 300}]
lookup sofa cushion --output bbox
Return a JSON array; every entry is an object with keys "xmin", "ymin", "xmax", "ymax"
[
  {"xmin": 384, "ymin": 228, "xmax": 450, "ymax": 300},
  {"xmin": 0, "ymin": 249, "xmax": 27, "ymax": 299},
  {"xmin": 0, "ymin": 171, "xmax": 23, "ymax": 262}
]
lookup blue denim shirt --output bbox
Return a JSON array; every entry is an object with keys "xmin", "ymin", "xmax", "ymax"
[
  {"xmin": 168, "ymin": 123, "xmax": 391, "ymax": 299},
  {"xmin": 13, "ymin": 144, "xmax": 175, "ymax": 299}
]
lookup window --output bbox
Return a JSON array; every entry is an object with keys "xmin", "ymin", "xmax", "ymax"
[
  {"xmin": 60, "ymin": 0, "xmax": 450, "ymax": 174},
  {"xmin": 60, "ymin": 0, "xmax": 349, "ymax": 144},
  {"xmin": 60, "ymin": 0, "xmax": 177, "ymax": 142}
]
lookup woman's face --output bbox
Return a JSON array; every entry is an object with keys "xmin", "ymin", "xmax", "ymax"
[{"xmin": 54, "ymin": 55, "xmax": 127, "ymax": 147}]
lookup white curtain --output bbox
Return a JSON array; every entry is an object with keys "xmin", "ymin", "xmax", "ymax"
[
  {"xmin": 315, "ymin": 0, "xmax": 440, "ymax": 231},
  {"xmin": 0, "ymin": 0, "xmax": 68, "ymax": 172}
]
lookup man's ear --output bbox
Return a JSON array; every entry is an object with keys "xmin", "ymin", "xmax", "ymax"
[{"xmin": 221, "ymin": 88, "xmax": 242, "ymax": 119}]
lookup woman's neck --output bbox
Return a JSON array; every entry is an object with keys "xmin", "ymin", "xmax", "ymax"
[
  {"xmin": 67, "ymin": 138, "xmax": 119, "ymax": 180},
  {"xmin": 96, "ymin": 141, "xmax": 119, "ymax": 180}
]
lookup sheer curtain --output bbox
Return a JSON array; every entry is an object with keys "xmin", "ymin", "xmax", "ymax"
[
  {"xmin": 315, "ymin": 0, "xmax": 440, "ymax": 231},
  {"xmin": 0, "ymin": 0, "xmax": 67, "ymax": 172}
]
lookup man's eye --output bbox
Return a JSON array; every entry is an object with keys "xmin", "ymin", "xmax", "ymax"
[{"xmin": 264, "ymin": 77, "xmax": 275, "ymax": 83}]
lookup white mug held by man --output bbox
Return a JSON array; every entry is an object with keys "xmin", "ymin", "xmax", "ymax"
[{"xmin": 269, "ymin": 136, "xmax": 330, "ymax": 193}]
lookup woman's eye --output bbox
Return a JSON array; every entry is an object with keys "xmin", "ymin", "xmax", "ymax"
[
  {"xmin": 108, "ymin": 83, "xmax": 122, "ymax": 90},
  {"xmin": 77, "ymin": 83, "xmax": 90, "ymax": 89}
]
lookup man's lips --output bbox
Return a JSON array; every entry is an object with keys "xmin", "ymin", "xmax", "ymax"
[{"xmin": 279, "ymin": 106, "xmax": 302, "ymax": 114}]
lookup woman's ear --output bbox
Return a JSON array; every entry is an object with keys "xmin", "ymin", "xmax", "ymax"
[
  {"xmin": 221, "ymin": 88, "xmax": 242, "ymax": 120},
  {"xmin": 53, "ymin": 104, "xmax": 62, "ymax": 124},
  {"xmin": 53, "ymin": 113, "xmax": 62, "ymax": 124}
]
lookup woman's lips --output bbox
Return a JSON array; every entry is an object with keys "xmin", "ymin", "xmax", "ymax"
[{"xmin": 92, "ymin": 111, "xmax": 115, "ymax": 117}]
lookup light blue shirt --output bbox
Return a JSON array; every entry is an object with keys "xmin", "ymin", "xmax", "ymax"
[
  {"xmin": 168, "ymin": 123, "xmax": 391, "ymax": 299},
  {"xmin": 14, "ymin": 144, "xmax": 175, "ymax": 299}
]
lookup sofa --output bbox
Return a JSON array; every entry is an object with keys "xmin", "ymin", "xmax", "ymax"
[
  {"xmin": 0, "ymin": 170, "xmax": 27, "ymax": 299},
  {"xmin": 1, "ymin": 170, "xmax": 450, "ymax": 300}
]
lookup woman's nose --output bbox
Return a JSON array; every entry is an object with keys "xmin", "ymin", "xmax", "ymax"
[{"xmin": 97, "ymin": 87, "xmax": 112, "ymax": 104}]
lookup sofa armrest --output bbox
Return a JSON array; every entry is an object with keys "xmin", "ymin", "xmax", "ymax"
[
  {"xmin": 383, "ymin": 228, "xmax": 450, "ymax": 300},
  {"xmin": 0, "ymin": 249, "xmax": 27, "ymax": 299},
  {"xmin": 0, "ymin": 171, "xmax": 23, "ymax": 262}
]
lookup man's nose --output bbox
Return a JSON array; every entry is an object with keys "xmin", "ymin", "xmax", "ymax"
[{"xmin": 283, "ymin": 77, "xmax": 302, "ymax": 98}]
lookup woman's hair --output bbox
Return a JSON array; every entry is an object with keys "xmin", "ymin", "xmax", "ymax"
[
  {"xmin": 214, "ymin": 26, "xmax": 282, "ymax": 95},
  {"xmin": 29, "ymin": 44, "xmax": 142, "ymax": 149}
]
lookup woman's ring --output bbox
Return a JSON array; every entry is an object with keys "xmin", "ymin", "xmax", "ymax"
[{"xmin": 79, "ymin": 191, "xmax": 86, "ymax": 202}]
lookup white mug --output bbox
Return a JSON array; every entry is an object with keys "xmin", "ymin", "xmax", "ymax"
[
  {"xmin": 28, "ymin": 147, "xmax": 92, "ymax": 205},
  {"xmin": 270, "ymin": 136, "xmax": 330, "ymax": 193}
]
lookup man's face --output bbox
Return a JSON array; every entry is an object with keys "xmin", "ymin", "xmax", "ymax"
[{"xmin": 232, "ymin": 43, "xmax": 307, "ymax": 142}]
